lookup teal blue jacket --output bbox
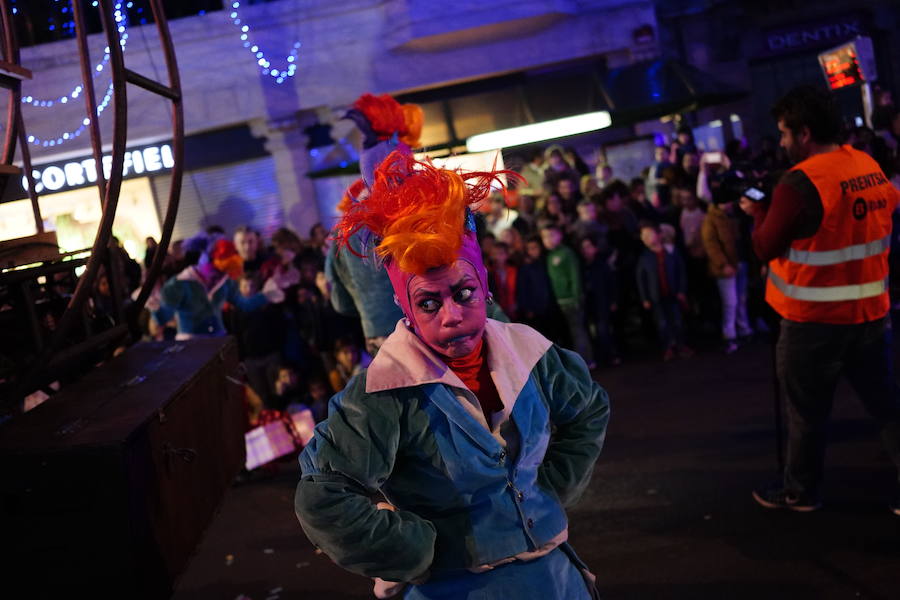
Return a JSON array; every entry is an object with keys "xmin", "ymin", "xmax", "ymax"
[{"xmin": 295, "ymin": 320, "xmax": 609, "ymax": 597}]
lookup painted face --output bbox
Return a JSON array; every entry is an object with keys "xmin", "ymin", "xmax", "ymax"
[{"xmin": 407, "ymin": 260, "xmax": 487, "ymax": 359}]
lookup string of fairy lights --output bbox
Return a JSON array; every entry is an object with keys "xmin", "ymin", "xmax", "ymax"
[
  {"xmin": 228, "ymin": 1, "xmax": 300, "ymax": 84},
  {"xmin": 21, "ymin": 1, "xmax": 301, "ymax": 148},
  {"xmin": 22, "ymin": 1, "xmax": 129, "ymax": 148}
]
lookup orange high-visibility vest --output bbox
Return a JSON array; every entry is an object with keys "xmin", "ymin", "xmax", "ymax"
[{"xmin": 767, "ymin": 145, "xmax": 899, "ymax": 324}]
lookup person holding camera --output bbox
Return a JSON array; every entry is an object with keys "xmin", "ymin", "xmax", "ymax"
[{"xmin": 740, "ymin": 85, "xmax": 900, "ymax": 515}]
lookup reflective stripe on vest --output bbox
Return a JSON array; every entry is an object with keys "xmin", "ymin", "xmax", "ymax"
[
  {"xmin": 784, "ymin": 234, "xmax": 891, "ymax": 266},
  {"xmin": 769, "ymin": 270, "xmax": 887, "ymax": 302}
]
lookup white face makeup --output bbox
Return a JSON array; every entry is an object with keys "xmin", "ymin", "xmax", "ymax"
[{"xmin": 407, "ymin": 260, "xmax": 487, "ymax": 359}]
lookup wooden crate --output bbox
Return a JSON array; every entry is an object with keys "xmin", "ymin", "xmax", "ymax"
[{"xmin": 0, "ymin": 337, "xmax": 245, "ymax": 598}]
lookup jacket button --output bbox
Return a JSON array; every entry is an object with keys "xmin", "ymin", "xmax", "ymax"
[
  {"xmin": 527, "ymin": 518, "xmax": 535, "ymax": 528},
  {"xmin": 517, "ymin": 491, "xmax": 524, "ymax": 502}
]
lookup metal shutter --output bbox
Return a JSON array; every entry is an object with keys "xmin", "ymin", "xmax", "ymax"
[{"xmin": 150, "ymin": 156, "xmax": 284, "ymax": 242}]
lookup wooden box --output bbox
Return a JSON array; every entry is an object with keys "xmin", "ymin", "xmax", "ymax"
[{"xmin": 0, "ymin": 337, "xmax": 245, "ymax": 598}]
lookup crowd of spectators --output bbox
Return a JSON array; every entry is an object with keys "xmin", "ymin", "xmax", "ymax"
[{"xmin": 89, "ymin": 96, "xmax": 900, "ymax": 424}]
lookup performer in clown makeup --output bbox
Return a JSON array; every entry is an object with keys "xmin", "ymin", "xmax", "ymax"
[{"xmin": 295, "ymin": 150, "xmax": 609, "ymax": 600}]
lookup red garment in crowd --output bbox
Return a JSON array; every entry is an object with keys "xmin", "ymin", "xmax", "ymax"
[
  {"xmin": 445, "ymin": 338, "xmax": 503, "ymax": 426},
  {"xmin": 489, "ymin": 264, "xmax": 518, "ymax": 319},
  {"xmin": 656, "ymin": 250, "xmax": 671, "ymax": 298}
]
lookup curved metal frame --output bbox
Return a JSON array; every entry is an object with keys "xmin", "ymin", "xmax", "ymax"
[{"xmin": 6, "ymin": 0, "xmax": 185, "ymax": 409}]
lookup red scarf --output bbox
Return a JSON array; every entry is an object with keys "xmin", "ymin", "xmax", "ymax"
[{"xmin": 444, "ymin": 338, "xmax": 503, "ymax": 426}]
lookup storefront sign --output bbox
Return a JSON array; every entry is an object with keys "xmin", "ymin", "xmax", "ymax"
[
  {"xmin": 760, "ymin": 14, "xmax": 867, "ymax": 58},
  {"xmin": 21, "ymin": 142, "xmax": 175, "ymax": 195}
]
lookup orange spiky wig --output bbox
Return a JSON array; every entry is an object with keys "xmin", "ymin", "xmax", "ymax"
[
  {"xmin": 333, "ymin": 150, "xmax": 507, "ymax": 275},
  {"xmin": 332, "ymin": 150, "xmax": 518, "ymax": 320},
  {"xmin": 351, "ymin": 93, "xmax": 423, "ymax": 148}
]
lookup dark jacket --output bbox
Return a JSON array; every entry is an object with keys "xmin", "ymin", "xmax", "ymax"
[
  {"xmin": 582, "ymin": 258, "xmax": 617, "ymax": 316},
  {"xmin": 516, "ymin": 258, "xmax": 554, "ymax": 317},
  {"xmin": 636, "ymin": 247, "xmax": 687, "ymax": 305}
]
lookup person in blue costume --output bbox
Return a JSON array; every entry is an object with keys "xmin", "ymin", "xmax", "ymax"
[
  {"xmin": 154, "ymin": 235, "xmax": 284, "ymax": 340},
  {"xmin": 294, "ymin": 148, "xmax": 610, "ymax": 599}
]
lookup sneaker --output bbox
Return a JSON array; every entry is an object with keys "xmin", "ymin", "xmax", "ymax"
[
  {"xmin": 752, "ymin": 485, "xmax": 822, "ymax": 512},
  {"xmin": 724, "ymin": 340, "xmax": 739, "ymax": 355},
  {"xmin": 663, "ymin": 346, "xmax": 677, "ymax": 362}
]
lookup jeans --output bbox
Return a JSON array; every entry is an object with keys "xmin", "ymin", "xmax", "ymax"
[
  {"xmin": 559, "ymin": 303, "xmax": 594, "ymax": 365},
  {"xmin": 777, "ymin": 317, "xmax": 900, "ymax": 496},
  {"xmin": 652, "ymin": 297, "xmax": 684, "ymax": 350},
  {"xmin": 716, "ymin": 262, "xmax": 753, "ymax": 341}
]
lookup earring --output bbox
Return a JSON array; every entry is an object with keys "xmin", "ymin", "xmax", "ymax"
[
  {"xmin": 403, "ymin": 317, "xmax": 411, "ymax": 327},
  {"xmin": 486, "ymin": 293, "xmax": 495, "ymax": 305}
]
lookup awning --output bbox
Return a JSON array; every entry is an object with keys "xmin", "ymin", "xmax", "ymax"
[{"xmin": 600, "ymin": 58, "xmax": 748, "ymax": 124}]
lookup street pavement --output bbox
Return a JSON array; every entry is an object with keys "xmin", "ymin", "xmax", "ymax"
[{"xmin": 172, "ymin": 339, "xmax": 900, "ymax": 600}]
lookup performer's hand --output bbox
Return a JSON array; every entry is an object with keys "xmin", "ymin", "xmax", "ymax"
[{"xmin": 373, "ymin": 578, "xmax": 406, "ymax": 599}]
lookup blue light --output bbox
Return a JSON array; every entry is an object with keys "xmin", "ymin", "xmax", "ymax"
[{"xmin": 230, "ymin": 3, "xmax": 302, "ymax": 85}]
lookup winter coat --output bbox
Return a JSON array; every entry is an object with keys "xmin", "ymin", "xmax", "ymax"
[
  {"xmin": 635, "ymin": 247, "xmax": 687, "ymax": 305},
  {"xmin": 295, "ymin": 319, "xmax": 609, "ymax": 599},
  {"xmin": 156, "ymin": 266, "xmax": 267, "ymax": 339},
  {"xmin": 701, "ymin": 204, "xmax": 740, "ymax": 278}
]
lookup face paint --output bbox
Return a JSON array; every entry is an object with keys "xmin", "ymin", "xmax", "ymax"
[{"xmin": 406, "ymin": 260, "xmax": 487, "ymax": 359}]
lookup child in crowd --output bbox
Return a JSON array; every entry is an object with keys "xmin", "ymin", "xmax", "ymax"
[
  {"xmin": 516, "ymin": 235, "xmax": 559, "ymax": 342},
  {"xmin": 580, "ymin": 236, "xmax": 620, "ymax": 367},
  {"xmin": 541, "ymin": 224, "xmax": 594, "ymax": 367},
  {"xmin": 569, "ymin": 199, "xmax": 608, "ymax": 251},
  {"xmin": 271, "ymin": 364, "xmax": 303, "ymax": 412},
  {"xmin": 328, "ymin": 337, "xmax": 362, "ymax": 393},
  {"xmin": 636, "ymin": 222, "xmax": 693, "ymax": 362},
  {"xmin": 488, "ymin": 241, "xmax": 518, "ymax": 320}
]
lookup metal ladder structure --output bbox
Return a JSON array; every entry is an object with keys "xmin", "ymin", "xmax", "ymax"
[{"xmin": 0, "ymin": 0, "xmax": 185, "ymax": 416}]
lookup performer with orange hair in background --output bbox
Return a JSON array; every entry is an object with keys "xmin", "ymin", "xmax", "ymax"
[{"xmin": 294, "ymin": 148, "xmax": 610, "ymax": 599}]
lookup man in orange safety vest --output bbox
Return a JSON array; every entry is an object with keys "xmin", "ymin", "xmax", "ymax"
[{"xmin": 740, "ymin": 85, "xmax": 900, "ymax": 516}]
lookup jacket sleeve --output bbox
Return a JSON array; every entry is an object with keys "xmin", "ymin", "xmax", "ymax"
[
  {"xmin": 159, "ymin": 276, "xmax": 186, "ymax": 311},
  {"xmin": 295, "ymin": 374, "xmax": 436, "ymax": 582},
  {"xmin": 534, "ymin": 345, "xmax": 610, "ymax": 507},
  {"xmin": 325, "ymin": 246, "xmax": 360, "ymax": 318}
]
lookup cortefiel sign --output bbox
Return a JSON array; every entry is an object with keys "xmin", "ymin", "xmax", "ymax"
[{"xmin": 20, "ymin": 142, "xmax": 175, "ymax": 195}]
